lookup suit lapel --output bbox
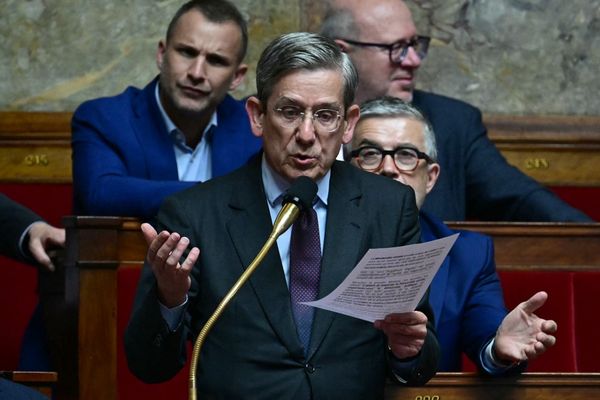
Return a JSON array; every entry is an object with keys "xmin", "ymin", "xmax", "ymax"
[
  {"xmin": 225, "ymin": 160, "xmax": 304, "ymax": 356},
  {"xmin": 133, "ymin": 78, "xmax": 180, "ymax": 180},
  {"xmin": 308, "ymin": 162, "xmax": 365, "ymax": 358},
  {"xmin": 420, "ymin": 212, "xmax": 450, "ymax": 327}
]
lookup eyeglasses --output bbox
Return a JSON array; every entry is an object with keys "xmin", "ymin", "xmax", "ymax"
[
  {"xmin": 350, "ymin": 145, "xmax": 433, "ymax": 172},
  {"xmin": 341, "ymin": 35, "xmax": 431, "ymax": 64},
  {"xmin": 273, "ymin": 105, "xmax": 343, "ymax": 133}
]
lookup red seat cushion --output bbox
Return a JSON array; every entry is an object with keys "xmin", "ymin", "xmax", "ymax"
[
  {"xmin": 117, "ymin": 267, "xmax": 189, "ymax": 399},
  {"xmin": 572, "ymin": 272, "xmax": 600, "ymax": 371},
  {"xmin": 498, "ymin": 270, "xmax": 577, "ymax": 372}
]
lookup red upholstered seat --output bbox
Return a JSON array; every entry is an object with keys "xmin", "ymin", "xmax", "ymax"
[
  {"xmin": 572, "ymin": 272, "xmax": 600, "ymax": 372},
  {"xmin": 0, "ymin": 257, "xmax": 38, "ymax": 370},
  {"xmin": 499, "ymin": 270, "xmax": 577, "ymax": 372},
  {"xmin": 0, "ymin": 183, "xmax": 72, "ymax": 370},
  {"xmin": 551, "ymin": 187, "xmax": 600, "ymax": 222},
  {"xmin": 117, "ymin": 267, "xmax": 189, "ymax": 399},
  {"xmin": 461, "ymin": 270, "xmax": 600, "ymax": 373}
]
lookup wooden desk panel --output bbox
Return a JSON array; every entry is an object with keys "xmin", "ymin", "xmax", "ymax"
[
  {"xmin": 486, "ymin": 114, "xmax": 600, "ymax": 187},
  {"xmin": 386, "ymin": 372, "xmax": 600, "ymax": 400},
  {"xmin": 64, "ymin": 217, "xmax": 600, "ymax": 270},
  {"xmin": 48, "ymin": 217, "xmax": 600, "ymax": 400},
  {"xmin": 0, "ymin": 112, "xmax": 71, "ymax": 183},
  {"xmin": 447, "ymin": 222, "xmax": 600, "ymax": 270},
  {"xmin": 1, "ymin": 112, "xmax": 600, "ymax": 186},
  {"xmin": 0, "ymin": 371, "xmax": 58, "ymax": 398}
]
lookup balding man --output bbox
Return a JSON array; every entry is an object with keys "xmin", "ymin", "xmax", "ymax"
[{"xmin": 321, "ymin": 0, "xmax": 591, "ymax": 222}]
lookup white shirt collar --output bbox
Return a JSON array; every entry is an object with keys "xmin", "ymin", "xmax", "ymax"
[
  {"xmin": 154, "ymin": 82, "xmax": 217, "ymax": 144},
  {"xmin": 261, "ymin": 154, "xmax": 330, "ymax": 208}
]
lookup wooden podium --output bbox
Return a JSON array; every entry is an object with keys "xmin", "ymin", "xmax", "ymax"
[
  {"xmin": 386, "ymin": 372, "xmax": 600, "ymax": 400},
  {"xmin": 43, "ymin": 216, "xmax": 600, "ymax": 399},
  {"xmin": 0, "ymin": 371, "xmax": 58, "ymax": 398}
]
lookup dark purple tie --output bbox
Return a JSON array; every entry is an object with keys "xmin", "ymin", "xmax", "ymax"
[{"xmin": 289, "ymin": 207, "xmax": 321, "ymax": 354}]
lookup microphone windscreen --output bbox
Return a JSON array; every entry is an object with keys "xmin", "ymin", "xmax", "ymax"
[{"xmin": 283, "ymin": 176, "xmax": 318, "ymax": 211}]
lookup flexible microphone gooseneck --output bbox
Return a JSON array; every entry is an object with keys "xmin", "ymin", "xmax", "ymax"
[{"xmin": 189, "ymin": 176, "xmax": 317, "ymax": 400}]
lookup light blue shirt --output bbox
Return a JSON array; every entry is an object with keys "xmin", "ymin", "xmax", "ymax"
[
  {"xmin": 261, "ymin": 155, "xmax": 329, "ymax": 286},
  {"xmin": 155, "ymin": 83, "xmax": 216, "ymax": 182},
  {"xmin": 160, "ymin": 156, "xmax": 330, "ymax": 327}
]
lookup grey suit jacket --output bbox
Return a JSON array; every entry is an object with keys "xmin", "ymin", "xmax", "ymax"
[{"xmin": 125, "ymin": 157, "xmax": 439, "ymax": 399}]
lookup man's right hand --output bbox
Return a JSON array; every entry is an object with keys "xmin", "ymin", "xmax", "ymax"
[{"xmin": 141, "ymin": 222, "xmax": 200, "ymax": 308}]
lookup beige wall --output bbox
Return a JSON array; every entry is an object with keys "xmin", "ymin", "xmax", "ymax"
[{"xmin": 1, "ymin": 0, "xmax": 599, "ymax": 115}]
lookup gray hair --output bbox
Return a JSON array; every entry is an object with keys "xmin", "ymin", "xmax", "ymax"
[
  {"xmin": 255, "ymin": 32, "xmax": 358, "ymax": 110},
  {"xmin": 356, "ymin": 96, "xmax": 438, "ymax": 161}
]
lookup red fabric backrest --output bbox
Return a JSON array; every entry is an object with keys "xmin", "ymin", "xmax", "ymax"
[
  {"xmin": 550, "ymin": 187, "xmax": 600, "ymax": 222},
  {"xmin": 462, "ymin": 270, "xmax": 600, "ymax": 373},
  {"xmin": 498, "ymin": 270, "xmax": 578, "ymax": 372},
  {"xmin": 117, "ymin": 266, "xmax": 189, "ymax": 399},
  {"xmin": 0, "ymin": 183, "xmax": 72, "ymax": 370},
  {"xmin": 0, "ymin": 257, "xmax": 38, "ymax": 370},
  {"xmin": 572, "ymin": 272, "xmax": 600, "ymax": 371}
]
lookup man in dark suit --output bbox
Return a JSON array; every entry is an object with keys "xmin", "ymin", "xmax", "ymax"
[
  {"xmin": 72, "ymin": 0, "xmax": 262, "ymax": 219},
  {"xmin": 1, "ymin": 194, "xmax": 64, "ymax": 270},
  {"xmin": 0, "ymin": 194, "xmax": 64, "ymax": 398},
  {"xmin": 125, "ymin": 32, "xmax": 439, "ymax": 399},
  {"xmin": 320, "ymin": 0, "xmax": 591, "ymax": 221},
  {"xmin": 348, "ymin": 96, "xmax": 558, "ymax": 373}
]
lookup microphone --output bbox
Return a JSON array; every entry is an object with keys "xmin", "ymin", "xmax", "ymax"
[
  {"xmin": 272, "ymin": 175, "xmax": 318, "ymax": 238},
  {"xmin": 189, "ymin": 176, "xmax": 317, "ymax": 400}
]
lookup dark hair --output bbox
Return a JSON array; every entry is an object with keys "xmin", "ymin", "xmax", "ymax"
[
  {"xmin": 255, "ymin": 32, "xmax": 358, "ymax": 110},
  {"xmin": 165, "ymin": 0, "xmax": 248, "ymax": 62}
]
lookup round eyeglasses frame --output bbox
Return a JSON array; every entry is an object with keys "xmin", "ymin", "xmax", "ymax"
[
  {"xmin": 350, "ymin": 145, "xmax": 433, "ymax": 172},
  {"xmin": 272, "ymin": 106, "xmax": 343, "ymax": 133}
]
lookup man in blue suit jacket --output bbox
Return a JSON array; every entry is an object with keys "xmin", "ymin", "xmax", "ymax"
[
  {"xmin": 321, "ymin": 0, "xmax": 591, "ymax": 222},
  {"xmin": 348, "ymin": 96, "xmax": 558, "ymax": 373},
  {"xmin": 72, "ymin": 0, "xmax": 262, "ymax": 219},
  {"xmin": 0, "ymin": 377, "xmax": 48, "ymax": 400}
]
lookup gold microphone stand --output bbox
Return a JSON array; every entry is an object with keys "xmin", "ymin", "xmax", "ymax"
[{"xmin": 188, "ymin": 202, "xmax": 302, "ymax": 400}]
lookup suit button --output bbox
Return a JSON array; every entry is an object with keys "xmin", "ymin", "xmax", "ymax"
[
  {"xmin": 305, "ymin": 363, "xmax": 315, "ymax": 374},
  {"xmin": 152, "ymin": 334, "xmax": 163, "ymax": 347}
]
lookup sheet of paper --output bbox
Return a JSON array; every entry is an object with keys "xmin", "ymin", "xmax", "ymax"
[{"xmin": 303, "ymin": 233, "xmax": 459, "ymax": 322}]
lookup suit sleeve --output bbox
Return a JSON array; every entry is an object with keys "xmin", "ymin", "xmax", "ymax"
[
  {"xmin": 388, "ymin": 187, "xmax": 440, "ymax": 386},
  {"xmin": 463, "ymin": 107, "xmax": 591, "ymax": 221},
  {"xmin": 71, "ymin": 102, "xmax": 195, "ymax": 219},
  {"xmin": 124, "ymin": 195, "xmax": 194, "ymax": 382},
  {"xmin": 0, "ymin": 194, "xmax": 42, "ymax": 262},
  {"xmin": 458, "ymin": 234, "xmax": 507, "ymax": 365}
]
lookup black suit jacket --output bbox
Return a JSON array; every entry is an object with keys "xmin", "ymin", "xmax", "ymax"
[
  {"xmin": 413, "ymin": 90, "xmax": 591, "ymax": 221},
  {"xmin": 0, "ymin": 194, "xmax": 42, "ymax": 262},
  {"xmin": 125, "ymin": 158, "xmax": 439, "ymax": 399}
]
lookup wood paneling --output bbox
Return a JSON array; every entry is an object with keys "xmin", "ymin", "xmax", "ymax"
[
  {"xmin": 0, "ymin": 112, "xmax": 71, "ymax": 183},
  {"xmin": 486, "ymin": 114, "xmax": 600, "ymax": 187},
  {"xmin": 386, "ymin": 372, "xmax": 600, "ymax": 400},
  {"xmin": 42, "ymin": 216, "xmax": 600, "ymax": 399},
  {"xmin": 1, "ymin": 112, "xmax": 600, "ymax": 186},
  {"xmin": 0, "ymin": 371, "xmax": 58, "ymax": 398}
]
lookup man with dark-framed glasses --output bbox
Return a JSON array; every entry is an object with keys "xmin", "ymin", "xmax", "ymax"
[
  {"xmin": 321, "ymin": 0, "xmax": 591, "ymax": 222},
  {"xmin": 350, "ymin": 145, "xmax": 433, "ymax": 174},
  {"xmin": 347, "ymin": 95, "xmax": 559, "ymax": 374}
]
